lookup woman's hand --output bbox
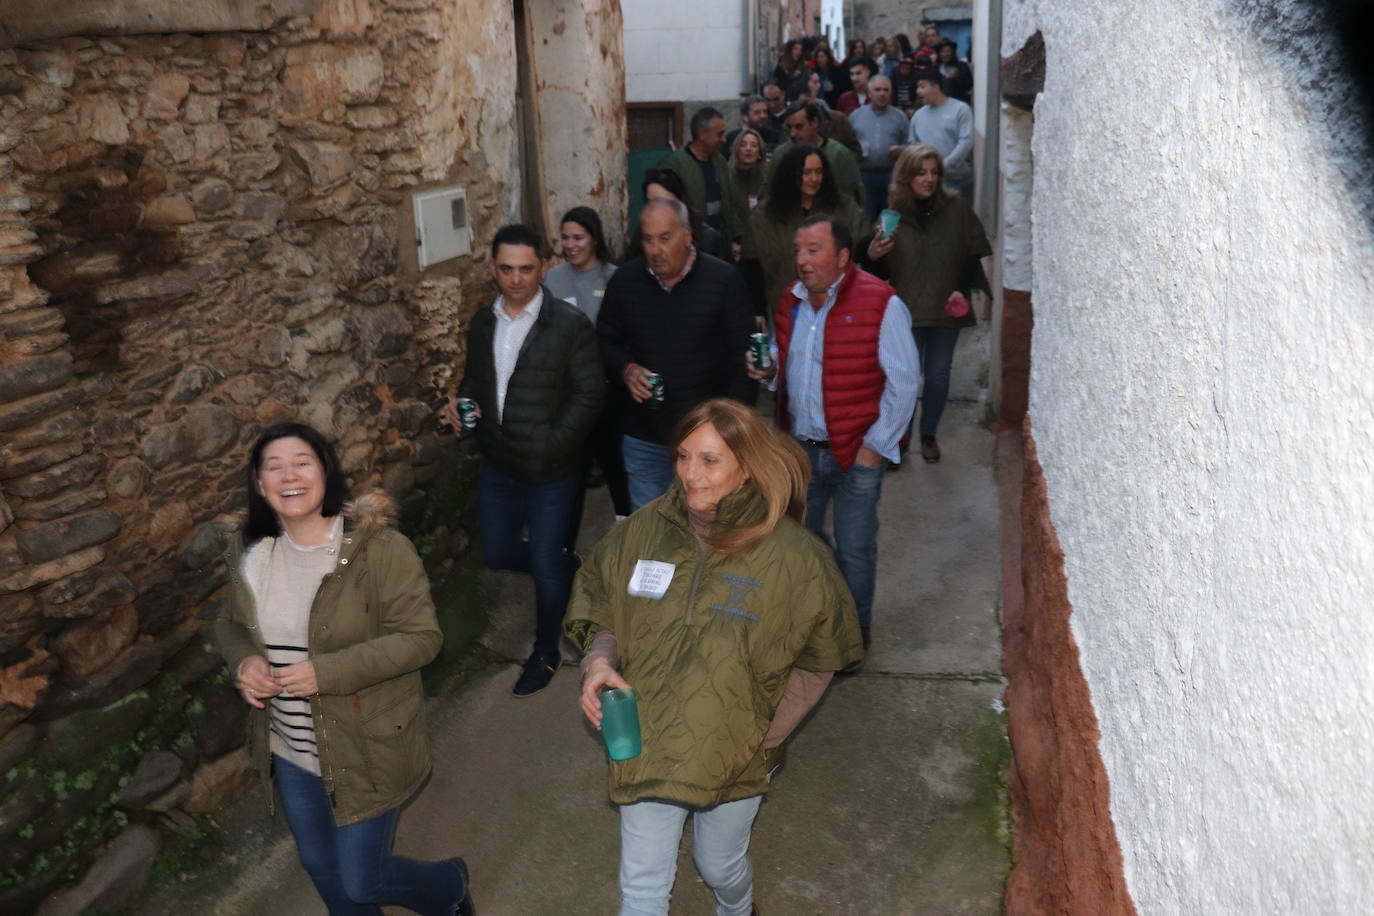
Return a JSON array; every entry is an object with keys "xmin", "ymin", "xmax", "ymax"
[
  {"xmin": 867, "ymin": 232, "xmax": 896, "ymax": 261},
  {"xmin": 274, "ymin": 661, "xmax": 319, "ymax": 698},
  {"xmin": 236, "ymin": 656, "xmax": 281, "ymax": 709},
  {"xmin": 580, "ymin": 660, "xmax": 631, "ymax": 729}
]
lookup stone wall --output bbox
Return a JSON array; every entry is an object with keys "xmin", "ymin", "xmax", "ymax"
[{"xmin": 0, "ymin": 0, "xmax": 626, "ymax": 907}]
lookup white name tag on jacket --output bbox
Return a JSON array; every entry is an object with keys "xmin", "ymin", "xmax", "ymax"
[{"xmin": 628, "ymin": 560, "xmax": 675, "ymax": 599}]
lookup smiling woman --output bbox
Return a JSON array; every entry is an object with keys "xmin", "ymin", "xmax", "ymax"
[
  {"xmin": 565, "ymin": 398, "xmax": 865, "ymax": 914},
  {"xmin": 214, "ymin": 422, "xmax": 475, "ymax": 915}
]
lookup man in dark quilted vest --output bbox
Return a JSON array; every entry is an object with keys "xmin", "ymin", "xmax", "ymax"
[
  {"xmin": 747, "ymin": 215, "xmax": 919, "ymax": 660},
  {"xmin": 450, "ymin": 224, "xmax": 604, "ymax": 697}
]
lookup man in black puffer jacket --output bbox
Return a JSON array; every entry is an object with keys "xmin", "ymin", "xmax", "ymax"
[
  {"xmin": 451, "ymin": 224, "xmax": 603, "ymax": 697},
  {"xmin": 598, "ymin": 198, "xmax": 756, "ymax": 510}
]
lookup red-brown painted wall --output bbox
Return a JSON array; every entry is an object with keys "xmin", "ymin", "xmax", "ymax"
[
  {"xmin": 1000, "ymin": 419, "xmax": 1137, "ymax": 915},
  {"xmin": 998, "ymin": 288, "xmax": 1034, "ymax": 430}
]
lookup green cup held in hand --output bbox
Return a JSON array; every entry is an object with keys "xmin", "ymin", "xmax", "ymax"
[{"xmin": 599, "ymin": 687, "xmax": 642, "ymax": 761}]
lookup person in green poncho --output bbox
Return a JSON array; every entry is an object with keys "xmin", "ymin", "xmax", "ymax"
[
  {"xmin": 567, "ymin": 398, "xmax": 862, "ymax": 916},
  {"xmin": 863, "ymin": 143, "xmax": 991, "ymax": 463}
]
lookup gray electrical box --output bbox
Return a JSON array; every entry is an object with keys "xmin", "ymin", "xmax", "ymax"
[{"xmin": 413, "ymin": 185, "xmax": 471, "ymax": 268}]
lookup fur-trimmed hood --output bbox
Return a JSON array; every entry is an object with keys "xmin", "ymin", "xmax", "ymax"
[{"xmin": 343, "ymin": 488, "xmax": 397, "ymax": 534}]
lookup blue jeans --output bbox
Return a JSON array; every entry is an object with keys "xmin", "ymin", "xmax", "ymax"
[
  {"xmin": 618, "ymin": 796, "xmax": 762, "ymax": 916},
  {"xmin": 621, "ymin": 436, "xmax": 675, "ymax": 512},
  {"xmin": 478, "ymin": 462, "xmax": 581, "ymax": 655},
  {"xmin": 274, "ymin": 755, "xmax": 464, "ymax": 915},
  {"xmin": 802, "ymin": 443, "xmax": 884, "ymax": 629},
  {"xmin": 913, "ymin": 326, "xmax": 961, "ymax": 437},
  {"xmin": 861, "ymin": 170, "xmax": 892, "ymax": 224}
]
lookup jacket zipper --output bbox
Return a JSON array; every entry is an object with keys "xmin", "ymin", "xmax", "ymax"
[
  {"xmin": 683, "ymin": 541, "xmax": 707, "ymax": 625},
  {"xmin": 312, "ymin": 569, "xmax": 340, "ymax": 808}
]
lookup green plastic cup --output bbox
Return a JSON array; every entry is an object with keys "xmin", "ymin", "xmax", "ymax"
[
  {"xmin": 599, "ymin": 688, "xmax": 642, "ymax": 761},
  {"xmin": 879, "ymin": 208, "xmax": 901, "ymax": 238}
]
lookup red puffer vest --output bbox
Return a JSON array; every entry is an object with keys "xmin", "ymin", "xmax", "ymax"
[{"xmin": 774, "ymin": 263, "xmax": 894, "ymax": 471}]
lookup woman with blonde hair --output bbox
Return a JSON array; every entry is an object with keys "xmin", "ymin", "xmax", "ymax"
[
  {"xmin": 728, "ymin": 127, "xmax": 769, "ymax": 324},
  {"xmin": 863, "ymin": 143, "xmax": 991, "ymax": 462},
  {"xmin": 566, "ymin": 398, "xmax": 863, "ymax": 916}
]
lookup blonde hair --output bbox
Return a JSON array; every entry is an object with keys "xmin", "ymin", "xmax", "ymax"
[
  {"xmin": 670, "ymin": 399, "xmax": 809, "ymax": 554},
  {"xmin": 729, "ymin": 127, "xmax": 766, "ymax": 171},
  {"xmin": 888, "ymin": 142, "xmax": 957, "ymax": 212}
]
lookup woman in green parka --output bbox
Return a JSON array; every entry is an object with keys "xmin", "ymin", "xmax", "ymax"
[
  {"xmin": 863, "ymin": 142, "xmax": 992, "ymax": 463},
  {"xmin": 728, "ymin": 127, "xmax": 769, "ymax": 326},
  {"xmin": 567, "ymin": 399, "xmax": 863, "ymax": 916},
  {"xmin": 214, "ymin": 422, "xmax": 473, "ymax": 916},
  {"xmin": 750, "ymin": 142, "xmax": 870, "ymax": 317}
]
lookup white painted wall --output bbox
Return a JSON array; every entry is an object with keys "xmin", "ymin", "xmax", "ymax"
[
  {"xmin": 1001, "ymin": 0, "xmax": 1374, "ymax": 911},
  {"xmin": 623, "ymin": 0, "xmax": 747, "ymax": 102},
  {"xmin": 819, "ymin": 0, "xmax": 845, "ymax": 51}
]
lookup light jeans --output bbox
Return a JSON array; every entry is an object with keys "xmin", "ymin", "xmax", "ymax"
[
  {"xmin": 801, "ymin": 442, "xmax": 885, "ymax": 629},
  {"xmin": 618, "ymin": 796, "xmax": 763, "ymax": 916}
]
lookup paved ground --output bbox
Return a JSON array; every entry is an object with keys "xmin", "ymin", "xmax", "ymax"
[{"xmin": 141, "ymin": 327, "xmax": 1009, "ymax": 915}]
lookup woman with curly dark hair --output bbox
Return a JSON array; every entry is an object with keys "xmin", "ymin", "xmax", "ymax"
[{"xmin": 749, "ymin": 143, "xmax": 868, "ymax": 315}]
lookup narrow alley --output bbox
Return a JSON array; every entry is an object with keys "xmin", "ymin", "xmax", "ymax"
[{"xmin": 133, "ymin": 328, "xmax": 1009, "ymax": 916}]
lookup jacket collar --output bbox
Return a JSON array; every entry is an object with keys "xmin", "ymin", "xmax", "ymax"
[
  {"xmin": 655, "ymin": 478, "xmax": 768, "ymax": 536},
  {"xmin": 227, "ymin": 488, "xmax": 398, "ymax": 568}
]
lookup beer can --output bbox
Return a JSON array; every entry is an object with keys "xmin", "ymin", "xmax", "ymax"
[
  {"xmin": 456, "ymin": 397, "xmax": 479, "ymax": 430},
  {"xmin": 645, "ymin": 372, "xmax": 665, "ymax": 409},
  {"xmin": 749, "ymin": 332, "xmax": 772, "ymax": 369}
]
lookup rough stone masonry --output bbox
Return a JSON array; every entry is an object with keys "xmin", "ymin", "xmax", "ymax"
[{"xmin": 0, "ymin": 0, "xmax": 627, "ymax": 908}]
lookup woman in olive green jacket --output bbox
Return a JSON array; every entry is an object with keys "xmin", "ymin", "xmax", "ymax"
[
  {"xmin": 750, "ymin": 143, "xmax": 870, "ymax": 317},
  {"xmin": 864, "ymin": 143, "xmax": 991, "ymax": 463},
  {"xmin": 728, "ymin": 127, "xmax": 770, "ymax": 323},
  {"xmin": 214, "ymin": 422, "xmax": 473, "ymax": 916},
  {"xmin": 567, "ymin": 399, "xmax": 863, "ymax": 916}
]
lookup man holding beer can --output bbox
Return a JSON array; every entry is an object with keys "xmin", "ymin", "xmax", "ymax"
[
  {"xmin": 447, "ymin": 224, "xmax": 603, "ymax": 697},
  {"xmin": 598, "ymin": 197, "xmax": 757, "ymax": 511}
]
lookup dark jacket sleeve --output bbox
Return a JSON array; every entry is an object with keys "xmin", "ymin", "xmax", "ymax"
[
  {"xmin": 720, "ymin": 268, "xmax": 759, "ymax": 404},
  {"xmin": 545, "ymin": 309, "xmax": 605, "ymax": 459},
  {"xmin": 957, "ymin": 204, "xmax": 993, "ymax": 297},
  {"xmin": 597, "ymin": 272, "xmax": 635, "ymax": 384}
]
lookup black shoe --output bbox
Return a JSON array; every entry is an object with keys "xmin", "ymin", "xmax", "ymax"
[
  {"xmin": 512, "ymin": 651, "xmax": 560, "ymax": 697},
  {"xmin": 447, "ymin": 857, "xmax": 475, "ymax": 916},
  {"xmin": 920, "ymin": 435, "xmax": 940, "ymax": 463}
]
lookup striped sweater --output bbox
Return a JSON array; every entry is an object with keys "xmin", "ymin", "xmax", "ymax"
[{"xmin": 242, "ymin": 516, "xmax": 343, "ymax": 776}]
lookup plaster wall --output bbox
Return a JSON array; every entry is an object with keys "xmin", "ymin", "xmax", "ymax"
[
  {"xmin": 524, "ymin": 0, "xmax": 628, "ymax": 254},
  {"xmin": 622, "ymin": 1, "xmax": 745, "ymax": 102},
  {"xmin": 1002, "ymin": 0, "xmax": 1374, "ymax": 910}
]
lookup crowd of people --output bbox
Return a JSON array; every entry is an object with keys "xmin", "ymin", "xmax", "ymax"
[{"xmin": 214, "ymin": 20, "xmax": 989, "ymax": 916}]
